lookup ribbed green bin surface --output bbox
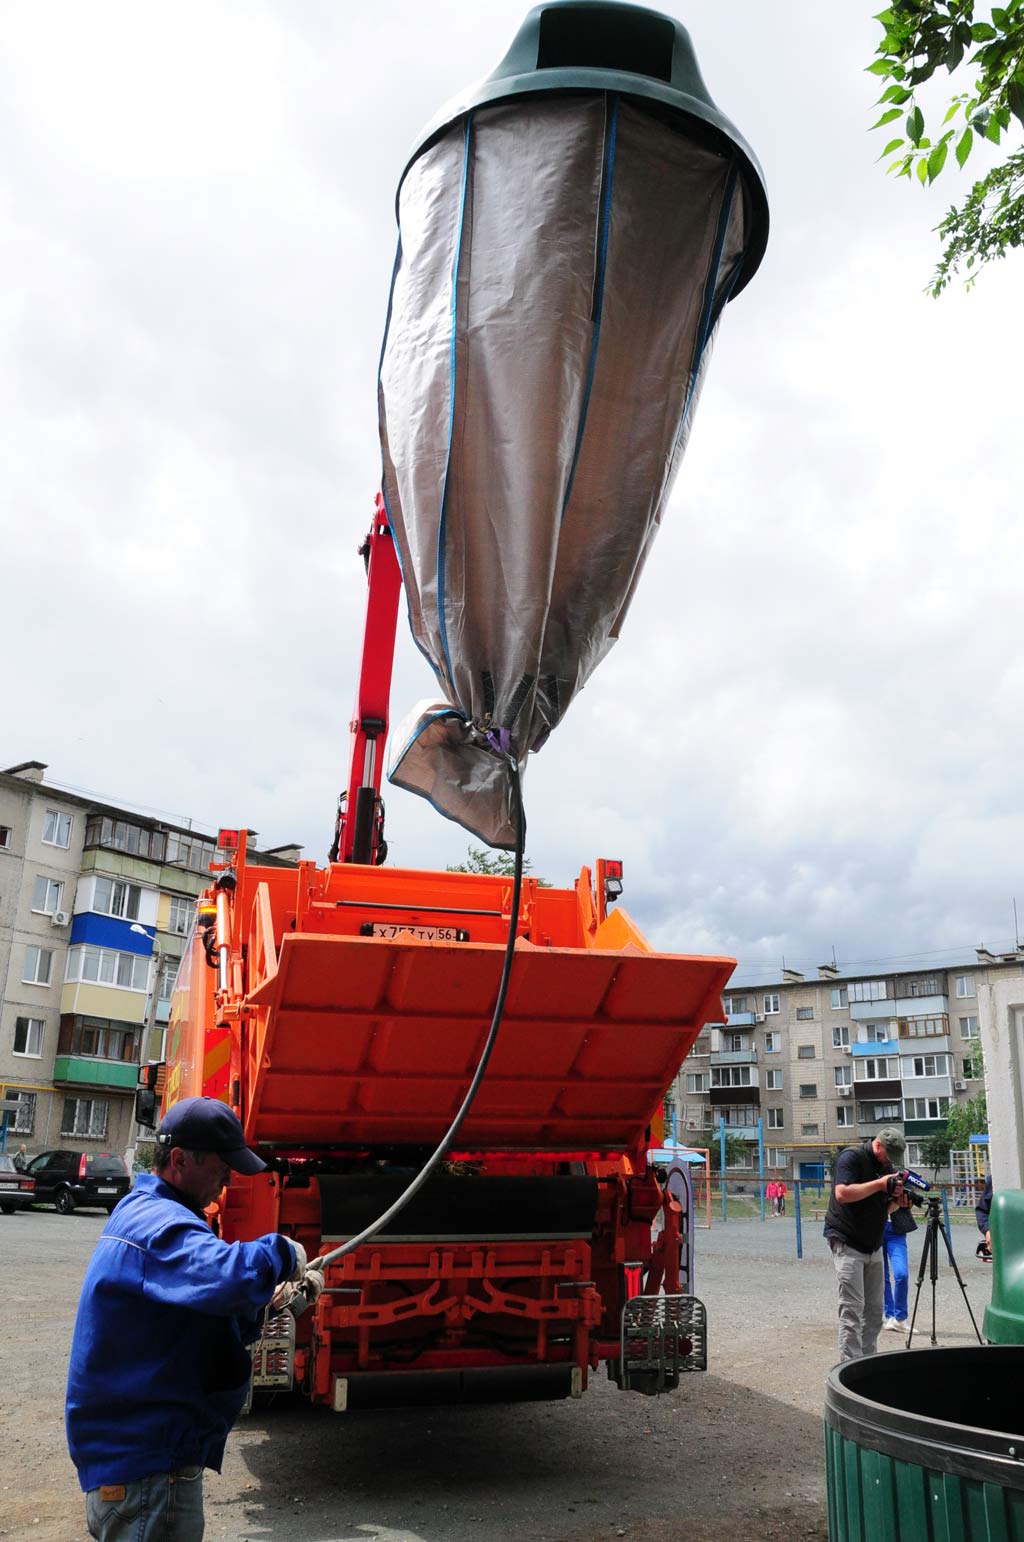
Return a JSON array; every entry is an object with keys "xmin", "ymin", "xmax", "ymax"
[{"xmin": 824, "ymin": 1348, "xmax": 1024, "ymax": 1540}]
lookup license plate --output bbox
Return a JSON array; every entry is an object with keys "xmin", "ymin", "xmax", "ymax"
[
  {"xmin": 369, "ymin": 923, "xmax": 469, "ymax": 942},
  {"xmin": 97, "ymin": 1187, "xmax": 117, "ymax": 1194},
  {"xmin": 0, "ymin": 1182, "xmax": 16, "ymax": 1191}
]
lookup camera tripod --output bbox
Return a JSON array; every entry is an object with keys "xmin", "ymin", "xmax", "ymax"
[{"xmin": 905, "ymin": 1194, "xmax": 983, "ymax": 1348}]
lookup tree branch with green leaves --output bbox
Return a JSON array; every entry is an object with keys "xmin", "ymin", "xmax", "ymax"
[{"xmin": 869, "ymin": 0, "xmax": 1024, "ymax": 292}]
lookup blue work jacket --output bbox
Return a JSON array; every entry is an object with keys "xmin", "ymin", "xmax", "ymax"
[{"xmin": 66, "ymin": 1171, "xmax": 295, "ymax": 1492}]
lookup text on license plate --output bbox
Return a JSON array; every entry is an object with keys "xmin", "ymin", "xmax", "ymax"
[
  {"xmin": 0, "ymin": 1182, "xmax": 16, "ymax": 1191},
  {"xmin": 369, "ymin": 923, "xmax": 469, "ymax": 942},
  {"xmin": 97, "ymin": 1187, "xmax": 117, "ymax": 1193}
]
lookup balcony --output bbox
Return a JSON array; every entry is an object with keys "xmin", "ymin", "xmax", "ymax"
[
  {"xmin": 711, "ymin": 1049, "xmax": 759, "ymax": 1065},
  {"xmin": 52, "ymin": 1055, "xmax": 138, "ymax": 1091},
  {"xmin": 725, "ymin": 1012, "xmax": 757, "ymax": 1027},
  {"xmin": 851, "ymin": 1039, "xmax": 900, "ymax": 1056},
  {"xmin": 849, "ymin": 1000, "xmax": 896, "ymax": 1021},
  {"xmin": 893, "ymin": 994, "xmax": 948, "ymax": 1017}
]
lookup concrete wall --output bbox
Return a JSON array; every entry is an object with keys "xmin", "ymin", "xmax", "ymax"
[{"xmin": 979, "ymin": 975, "xmax": 1024, "ymax": 1190}]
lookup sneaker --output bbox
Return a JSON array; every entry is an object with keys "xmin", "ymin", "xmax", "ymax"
[
  {"xmin": 883, "ymin": 1317, "xmax": 898, "ymax": 1331},
  {"xmin": 894, "ymin": 1320, "xmax": 908, "ymax": 1333}
]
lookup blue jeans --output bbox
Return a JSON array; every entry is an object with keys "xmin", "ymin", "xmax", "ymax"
[
  {"xmin": 86, "ymin": 1468, "xmax": 204, "ymax": 1541},
  {"xmin": 883, "ymin": 1230, "xmax": 909, "ymax": 1321}
]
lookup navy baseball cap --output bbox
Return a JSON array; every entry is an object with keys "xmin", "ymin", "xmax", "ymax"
[{"xmin": 156, "ymin": 1096, "xmax": 266, "ymax": 1175}]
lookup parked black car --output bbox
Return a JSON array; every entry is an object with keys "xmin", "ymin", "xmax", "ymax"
[
  {"xmin": 25, "ymin": 1149, "xmax": 130, "ymax": 1214},
  {"xmin": 0, "ymin": 1153, "xmax": 36, "ymax": 1213}
]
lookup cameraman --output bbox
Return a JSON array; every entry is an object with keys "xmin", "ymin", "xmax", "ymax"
[{"xmin": 823, "ymin": 1127, "xmax": 906, "ymax": 1361}]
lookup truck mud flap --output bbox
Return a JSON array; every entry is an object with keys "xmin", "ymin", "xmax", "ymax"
[{"xmin": 618, "ymin": 1293, "xmax": 707, "ymax": 1395}]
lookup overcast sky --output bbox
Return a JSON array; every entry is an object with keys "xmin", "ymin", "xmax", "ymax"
[{"xmin": 3, "ymin": 1, "xmax": 1022, "ymax": 983}]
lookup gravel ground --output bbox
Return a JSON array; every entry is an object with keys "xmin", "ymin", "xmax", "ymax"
[{"xmin": 1, "ymin": 1207, "xmax": 994, "ymax": 1542}]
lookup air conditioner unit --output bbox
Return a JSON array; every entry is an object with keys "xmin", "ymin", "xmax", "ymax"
[
  {"xmin": 838, "ymin": 1086, "xmax": 852, "ymax": 1097},
  {"xmin": 953, "ymin": 1079, "xmax": 966, "ymax": 1092},
  {"xmin": 51, "ymin": 910, "xmax": 71, "ymax": 927},
  {"xmin": 841, "ymin": 1045, "xmax": 851, "ymax": 1054},
  {"xmin": 754, "ymin": 1012, "xmax": 766, "ymax": 1024}
]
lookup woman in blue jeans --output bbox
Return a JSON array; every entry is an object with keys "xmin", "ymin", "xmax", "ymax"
[{"xmin": 882, "ymin": 1195, "xmax": 918, "ymax": 1329}]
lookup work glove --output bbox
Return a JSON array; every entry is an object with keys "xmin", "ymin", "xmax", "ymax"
[
  {"xmin": 301, "ymin": 1266, "xmax": 324, "ymax": 1305},
  {"xmin": 287, "ymin": 1239, "xmax": 308, "ymax": 1282}
]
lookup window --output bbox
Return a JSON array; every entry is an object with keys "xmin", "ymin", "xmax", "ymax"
[
  {"xmin": 711, "ymin": 1066, "xmax": 753, "ymax": 1088},
  {"xmin": 766, "ymin": 1147, "xmax": 787, "ymax": 1168},
  {"xmin": 61, "ymin": 1096, "xmax": 109, "ymax": 1139},
  {"xmin": 904, "ymin": 974, "xmax": 941, "ymax": 998},
  {"xmin": 831, "ymin": 986, "xmax": 848, "ymax": 1009},
  {"xmin": 801, "ymin": 1123, "xmax": 820, "ymax": 1135},
  {"xmin": 31, "ymin": 875, "xmax": 64, "ymax": 915},
  {"xmin": 8, "ymin": 1090, "xmax": 36, "ymax": 1134},
  {"xmin": 832, "ymin": 1025, "xmax": 850, "ymax": 1048},
  {"xmin": 685, "ymin": 1072, "xmax": 709, "ymax": 1094},
  {"xmin": 13, "ymin": 1016, "xmax": 44, "ymax": 1057},
  {"xmin": 955, "ymin": 974, "xmax": 976, "ymax": 998},
  {"xmin": 858, "ymin": 1101, "xmax": 901, "ymax": 1122},
  {"xmin": 65, "ymin": 946, "xmax": 149, "ymax": 991},
  {"xmin": 797, "ymin": 1045, "xmax": 815, "ymax": 1059},
  {"xmin": 167, "ymin": 895, "xmax": 192, "ymax": 936},
  {"xmin": 836, "ymin": 1106, "xmax": 853, "ymax": 1127},
  {"xmin": 796, "ymin": 1006, "xmax": 814, "ymax": 1021},
  {"xmin": 726, "ymin": 1033, "xmax": 745, "ymax": 1052},
  {"xmin": 849, "ymin": 980, "xmax": 887, "ymax": 1002},
  {"xmin": 767, "ymin": 1108, "xmax": 784, "ymax": 1129},
  {"xmin": 799, "ymin": 1083, "xmax": 817, "ymax": 1099},
  {"xmin": 764, "ymin": 1069, "xmax": 782, "ymax": 1091},
  {"xmin": 693, "ymin": 1034, "xmax": 711, "ymax": 1055},
  {"xmin": 156, "ymin": 957, "xmax": 177, "ymax": 1003},
  {"xmin": 86, "ymin": 816, "xmax": 166, "ymax": 862},
  {"xmin": 904, "ymin": 1096, "xmax": 950, "ymax": 1120},
  {"xmin": 764, "ymin": 1032, "xmax": 780, "ymax": 1053},
  {"xmin": 857, "ymin": 1057, "xmax": 897, "ymax": 1080},
  {"xmin": 165, "ymin": 831, "xmax": 216, "ymax": 873},
  {"xmin": 92, "ymin": 877, "xmax": 142, "ymax": 920},
  {"xmin": 911, "ymin": 1054, "xmax": 950, "ymax": 1078},
  {"xmin": 959, "ymin": 1016, "xmax": 979, "ymax": 1040},
  {"xmin": 962, "ymin": 1056, "xmax": 979, "ymax": 1080},
  {"xmin": 42, "ymin": 808, "xmax": 73, "ymax": 848},
  {"xmin": 716, "ymin": 1106, "xmax": 758, "ymax": 1128},
  {"xmin": 763, "ymin": 993, "xmax": 780, "ymax": 1015},
  {"xmin": 723, "ymin": 995, "xmax": 748, "ymax": 1015},
  {"xmin": 899, "ymin": 1016, "xmax": 948, "ymax": 1038},
  {"xmin": 834, "ymin": 1065, "xmax": 852, "ymax": 1087},
  {"xmin": 71, "ymin": 1020, "xmax": 139, "ymax": 1062},
  {"xmin": 22, "ymin": 946, "xmax": 53, "ymax": 986},
  {"xmin": 0, "ymin": 824, "xmax": 11, "ymax": 848}
]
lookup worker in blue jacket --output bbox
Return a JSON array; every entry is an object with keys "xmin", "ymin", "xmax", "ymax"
[{"xmin": 66, "ymin": 1096, "xmax": 319, "ymax": 1542}]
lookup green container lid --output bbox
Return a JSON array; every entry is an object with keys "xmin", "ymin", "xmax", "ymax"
[{"xmin": 400, "ymin": 0, "xmax": 768, "ymax": 297}]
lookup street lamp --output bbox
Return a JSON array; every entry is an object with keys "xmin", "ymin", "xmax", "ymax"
[{"xmin": 129, "ymin": 924, "xmax": 165, "ymax": 1068}]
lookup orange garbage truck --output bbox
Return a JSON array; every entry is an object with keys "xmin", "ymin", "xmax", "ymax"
[{"xmin": 137, "ymin": 0, "xmax": 767, "ymax": 1411}]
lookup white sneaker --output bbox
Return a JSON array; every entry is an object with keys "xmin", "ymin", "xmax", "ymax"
[
  {"xmin": 883, "ymin": 1317, "xmax": 898, "ymax": 1331},
  {"xmin": 894, "ymin": 1319, "xmax": 908, "ymax": 1332}
]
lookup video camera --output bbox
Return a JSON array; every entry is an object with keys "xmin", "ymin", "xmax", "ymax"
[{"xmin": 886, "ymin": 1168, "xmax": 932, "ymax": 1206}]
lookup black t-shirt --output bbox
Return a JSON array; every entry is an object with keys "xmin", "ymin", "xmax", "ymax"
[{"xmin": 823, "ymin": 1142, "xmax": 891, "ymax": 1253}]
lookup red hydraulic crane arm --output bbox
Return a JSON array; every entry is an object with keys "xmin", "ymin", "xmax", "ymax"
[{"xmin": 335, "ymin": 493, "xmax": 403, "ymax": 864}]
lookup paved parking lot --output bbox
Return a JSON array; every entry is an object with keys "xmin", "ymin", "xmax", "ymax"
[{"xmin": 1, "ymin": 1205, "xmax": 993, "ymax": 1542}]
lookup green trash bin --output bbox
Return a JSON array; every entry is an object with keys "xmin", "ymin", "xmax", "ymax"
[
  {"xmin": 985, "ymin": 1190, "xmax": 1024, "ymax": 1345},
  {"xmin": 824, "ymin": 1348, "xmax": 1024, "ymax": 1539}
]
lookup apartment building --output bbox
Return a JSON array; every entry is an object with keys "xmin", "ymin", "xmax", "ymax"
[
  {"xmin": 0, "ymin": 761, "xmax": 300, "ymax": 1159},
  {"xmin": 666, "ymin": 953, "xmax": 1022, "ymax": 1179}
]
